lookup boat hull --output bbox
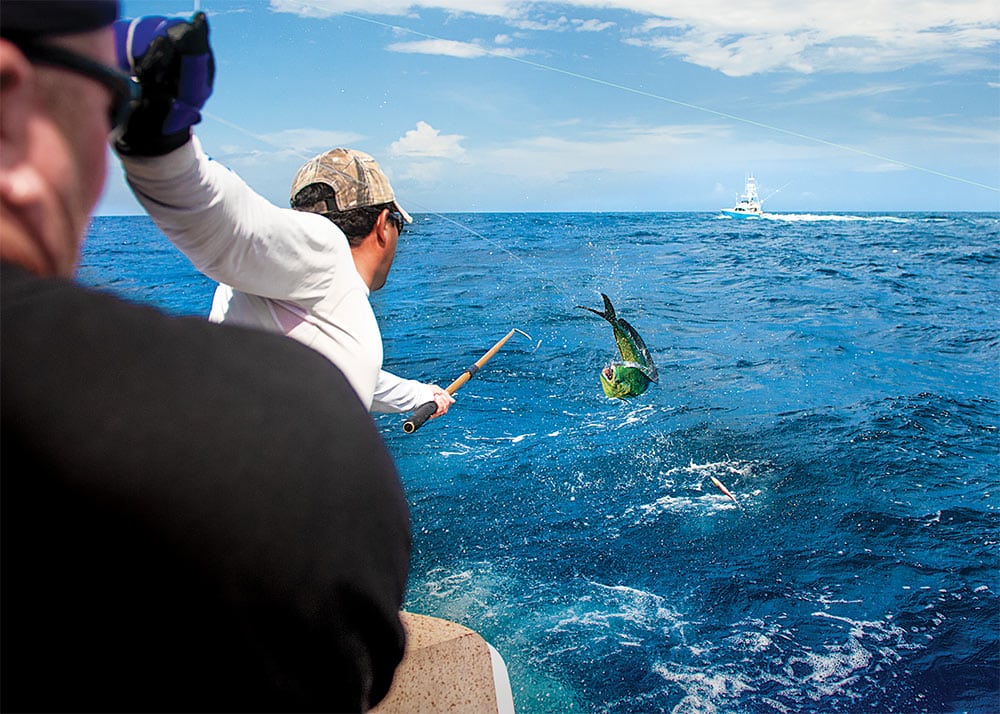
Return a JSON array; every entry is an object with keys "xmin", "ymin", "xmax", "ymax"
[{"xmin": 721, "ymin": 209, "xmax": 762, "ymax": 219}]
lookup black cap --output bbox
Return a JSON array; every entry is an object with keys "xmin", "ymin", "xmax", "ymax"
[{"xmin": 1, "ymin": 1, "xmax": 119, "ymax": 39}]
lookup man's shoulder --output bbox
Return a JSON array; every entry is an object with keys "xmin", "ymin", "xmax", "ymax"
[{"xmin": 1, "ymin": 262, "xmax": 361, "ymax": 410}]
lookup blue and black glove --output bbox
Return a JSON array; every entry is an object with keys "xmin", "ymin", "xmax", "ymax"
[{"xmin": 113, "ymin": 11, "xmax": 214, "ymax": 156}]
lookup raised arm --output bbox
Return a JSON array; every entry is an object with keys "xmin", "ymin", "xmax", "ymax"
[
  {"xmin": 119, "ymin": 138, "xmax": 351, "ymax": 301},
  {"xmin": 113, "ymin": 11, "xmax": 349, "ymax": 302}
]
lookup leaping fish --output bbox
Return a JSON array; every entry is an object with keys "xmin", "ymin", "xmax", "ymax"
[{"xmin": 576, "ymin": 293, "xmax": 658, "ymax": 399}]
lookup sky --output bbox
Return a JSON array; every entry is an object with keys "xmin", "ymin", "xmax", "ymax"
[{"xmin": 100, "ymin": 0, "xmax": 1000, "ymax": 214}]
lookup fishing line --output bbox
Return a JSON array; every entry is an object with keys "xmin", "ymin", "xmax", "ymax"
[
  {"xmin": 203, "ymin": 108, "xmax": 575, "ymax": 307},
  {"xmin": 761, "ymin": 180, "xmax": 793, "ymax": 205},
  {"xmin": 331, "ymin": 10, "xmax": 998, "ymax": 194},
  {"xmin": 206, "ymin": 111, "xmax": 554, "ymax": 301},
  {"xmin": 197, "ymin": 2, "xmax": 999, "ymax": 308},
  {"xmin": 201, "ymin": 3, "xmax": 1000, "ymax": 325}
]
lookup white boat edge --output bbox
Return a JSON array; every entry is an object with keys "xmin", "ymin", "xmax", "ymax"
[
  {"xmin": 489, "ymin": 642, "xmax": 516, "ymax": 714},
  {"xmin": 372, "ymin": 611, "xmax": 517, "ymax": 713}
]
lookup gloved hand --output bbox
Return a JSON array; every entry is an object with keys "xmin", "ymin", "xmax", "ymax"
[{"xmin": 113, "ymin": 12, "xmax": 215, "ymax": 156}]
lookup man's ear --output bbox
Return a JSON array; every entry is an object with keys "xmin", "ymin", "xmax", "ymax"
[{"xmin": 373, "ymin": 207, "xmax": 391, "ymax": 247}]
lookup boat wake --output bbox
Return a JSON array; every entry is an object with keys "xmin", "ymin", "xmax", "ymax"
[{"xmin": 761, "ymin": 213, "xmax": 910, "ymax": 223}]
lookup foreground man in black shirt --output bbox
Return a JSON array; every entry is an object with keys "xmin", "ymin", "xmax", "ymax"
[{"xmin": 0, "ymin": 2, "xmax": 410, "ymax": 710}]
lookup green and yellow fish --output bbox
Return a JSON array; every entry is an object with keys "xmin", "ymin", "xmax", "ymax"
[{"xmin": 576, "ymin": 293, "xmax": 658, "ymax": 399}]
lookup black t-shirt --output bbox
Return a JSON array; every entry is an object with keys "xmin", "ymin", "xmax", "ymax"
[{"xmin": 0, "ymin": 262, "xmax": 410, "ymax": 712}]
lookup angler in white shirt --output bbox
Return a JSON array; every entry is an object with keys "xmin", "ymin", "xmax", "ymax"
[
  {"xmin": 120, "ymin": 138, "xmax": 453, "ymax": 417},
  {"xmin": 113, "ymin": 15, "xmax": 452, "ymax": 418}
]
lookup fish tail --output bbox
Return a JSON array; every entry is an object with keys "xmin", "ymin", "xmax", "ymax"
[
  {"xmin": 600, "ymin": 293, "xmax": 617, "ymax": 321},
  {"xmin": 575, "ymin": 305, "xmax": 607, "ymax": 319},
  {"xmin": 575, "ymin": 293, "xmax": 617, "ymax": 324}
]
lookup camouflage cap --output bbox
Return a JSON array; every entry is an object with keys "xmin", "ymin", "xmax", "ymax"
[{"xmin": 289, "ymin": 148, "xmax": 412, "ymax": 224}]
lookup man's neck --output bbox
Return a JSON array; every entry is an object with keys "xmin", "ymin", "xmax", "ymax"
[{"xmin": 350, "ymin": 240, "xmax": 378, "ymax": 291}]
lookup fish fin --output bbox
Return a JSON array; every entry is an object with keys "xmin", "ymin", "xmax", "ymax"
[
  {"xmin": 600, "ymin": 293, "xmax": 617, "ymax": 322},
  {"xmin": 617, "ymin": 317, "xmax": 658, "ymax": 382},
  {"xmin": 620, "ymin": 361, "xmax": 657, "ymax": 383},
  {"xmin": 575, "ymin": 305, "xmax": 607, "ymax": 319},
  {"xmin": 576, "ymin": 295, "xmax": 616, "ymax": 327}
]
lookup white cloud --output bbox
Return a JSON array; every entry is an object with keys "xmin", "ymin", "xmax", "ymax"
[
  {"xmin": 573, "ymin": 18, "xmax": 615, "ymax": 32},
  {"xmin": 509, "ymin": 15, "xmax": 614, "ymax": 32},
  {"xmin": 272, "ymin": 0, "xmax": 1000, "ymax": 76},
  {"xmin": 794, "ymin": 83, "xmax": 916, "ymax": 104},
  {"xmin": 387, "ymin": 123, "xmax": 754, "ymax": 200},
  {"xmin": 388, "ymin": 39, "xmax": 490, "ymax": 58},
  {"xmin": 387, "ymin": 119, "xmax": 861, "ymax": 212},
  {"xmin": 511, "ymin": 15, "xmax": 572, "ymax": 32},
  {"xmin": 387, "ymin": 38, "xmax": 528, "ymax": 58},
  {"xmin": 390, "ymin": 121, "xmax": 466, "ymax": 159},
  {"xmin": 625, "ymin": 0, "xmax": 1000, "ymax": 76},
  {"xmin": 196, "ymin": 128, "xmax": 368, "ymax": 171},
  {"xmin": 473, "ymin": 122, "xmax": 741, "ymax": 182},
  {"xmin": 270, "ymin": 0, "xmax": 522, "ymax": 17}
]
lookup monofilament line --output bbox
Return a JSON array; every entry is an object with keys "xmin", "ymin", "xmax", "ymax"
[
  {"xmin": 203, "ymin": 112, "xmax": 573, "ymax": 305},
  {"xmin": 335, "ymin": 10, "xmax": 998, "ymax": 195}
]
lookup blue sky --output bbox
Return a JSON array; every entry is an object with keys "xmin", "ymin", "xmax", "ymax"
[{"xmin": 100, "ymin": 0, "xmax": 1000, "ymax": 214}]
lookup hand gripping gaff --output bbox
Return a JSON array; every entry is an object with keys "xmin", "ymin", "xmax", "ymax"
[{"xmin": 402, "ymin": 329, "xmax": 533, "ymax": 434}]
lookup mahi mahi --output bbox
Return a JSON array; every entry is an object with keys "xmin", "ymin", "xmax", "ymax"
[{"xmin": 576, "ymin": 293, "xmax": 658, "ymax": 399}]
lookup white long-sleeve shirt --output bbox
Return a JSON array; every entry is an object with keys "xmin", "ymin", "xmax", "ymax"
[{"xmin": 119, "ymin": 137, "xmax": 433, "ymax": 412}]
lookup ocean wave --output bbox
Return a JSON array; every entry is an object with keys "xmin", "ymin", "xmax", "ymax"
[
  {"xmin": 650, "ymin": 608, "xmax": 923, "ymax": 712},
  {"xmin": 86, "ymin": 213, "xmax": 1000, "ymax": 713}
]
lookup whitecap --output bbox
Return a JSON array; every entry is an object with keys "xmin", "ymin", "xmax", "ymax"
[{"xmin": 653, "ymin": 664, "xmax": 754, "ymax": 712}]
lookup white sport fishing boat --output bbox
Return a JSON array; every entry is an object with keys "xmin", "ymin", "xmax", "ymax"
[{"xmin": 721, "ymin": 175, "xmax": 763, "ymax": 218}]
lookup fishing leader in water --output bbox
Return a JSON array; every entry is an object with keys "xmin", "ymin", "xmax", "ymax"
[{"xmin": 577, "ymin": 293, "xmax": 658, "ymax": 399}]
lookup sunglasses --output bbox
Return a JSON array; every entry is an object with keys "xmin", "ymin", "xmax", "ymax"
[
  {"xmin": 18, "ymin": 42, "xmax": 139, "ymax": 130},
  {"xmin": 388, "ymin": 211, "xmax": 406, "ymax": 235}
]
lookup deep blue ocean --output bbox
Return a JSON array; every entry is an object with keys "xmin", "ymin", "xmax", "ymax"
[{"xmin": 81, "ymin": 212, "xmax": 999, "ymax": 713}]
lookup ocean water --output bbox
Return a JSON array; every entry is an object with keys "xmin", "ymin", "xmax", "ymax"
[{"xmin": 81, "ymin": 212, "xmax": 999, "ymax": 713}]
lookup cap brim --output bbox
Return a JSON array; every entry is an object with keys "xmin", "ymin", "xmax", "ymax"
[{"xmin": 394, "ymin": 202, "xmax": 413, "ymax": 224}]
